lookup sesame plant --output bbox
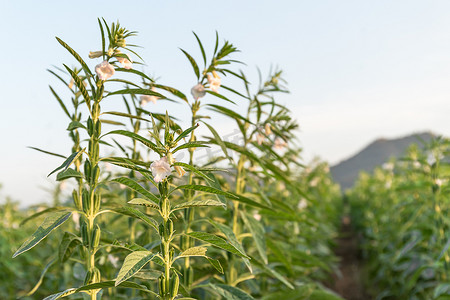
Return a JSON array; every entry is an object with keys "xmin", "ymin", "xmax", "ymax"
[
  {"xmin": 349, "ymin": 137, "xmax": 450, "ymax": 299},
  {"xmin": 11, "ymin": 18, "xmax": 344, "ymax": 300}
]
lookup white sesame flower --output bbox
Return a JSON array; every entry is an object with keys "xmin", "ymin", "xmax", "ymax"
[
  {"xmin": 274, "ymin": 137, "xmax": 287, "ymax": 150},
  {"xmin": 140, "ymin": 87, "xmax": 159, "ymax": 106},
  {"xmin": 151, "ymin": 157, "xmax": 172, "ymax": 182},
  {"xmin": 256, "ymin": 132, "xmax": 265, "ymax": 145},
  {"xmin": 117, "ymin": 55, "xmax": 133, "ymax": 69},
  {"xmin": 298, "ymin": 198, "xmax": 308, "ymax": 210},
  {"xmin": 253, "ymin": 212, "xmax": 262, "ymax": 221},
  {"xmin": 265, "ymin": 123, "xmax": 272, "ymax": 135},
  {"xmin": 382, "ymin": 162, "xmax": 394, "ymax": 171},
  {"xmin": 89, "ymin": 51, "xmax": 103, "ymax": 59},
  {"xmin": 207, "ymin": 72, "xmax": 221, "ymax": 93},
  {"xmin": 413, "ymin": 161, "xmax": 421, "ymax": 168},
  {"xmin": 95, "ymin": 61, "xmax": 115, "ymax": 81},
  {"xmin": 191, "ymin": 83, "xmax": 206, "ymax": 100},
  {"xmin": 435, "ymin": 178, "xmax": 443, "ymax": 187}
]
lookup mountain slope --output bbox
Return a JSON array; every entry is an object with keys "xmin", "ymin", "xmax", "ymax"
[{"xmin": 330, "ymin": 132, "xmax": 434, "ymax": 190}]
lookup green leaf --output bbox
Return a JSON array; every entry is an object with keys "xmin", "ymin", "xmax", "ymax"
[
  {"xmin": 115, "ymin": 67, "xmax": 153, "ymax": 82},
  {"xmin": 25, "ymin": 258, "xmax": 57, "ymax": 297},
  {"xmin": 201, "ymin": 121, "xmax": 231, "ymax": 161},
  {"xmin": 153, "ymin": 83, "xmax": 188, "ymax": 102},
  {"xmin": 207, "ymin": 104, "xmax": 253, "ymax": 124},
  {"xmin": 178, "ymin": 246, "xmax": 208, "ymax": 258},
  {"xmin": 13, "ymin": 211, "xmax": 72, "ymax": 257},
  {"xmin": 309, "ymin": 289, "xmax": 345, "ymax": 300},
  {"xmin": 112, "ymin": 177, "xmax": 160, "ymax": 204},
  {"xmin": 28, "ymin": 146, "xmax": 65, "ymax": 159},
  {"xmin": 106, "ymin": 88, "xmax": 166, "ymax": 99},
  {"xmin": 205, "ymin": 90, "xmax": 236, "ymax": 104},
  {"xmin": 76, "ymin": 280, "xmax": 158, "ymax": 296},
  {"xmin": 128, "ymin": 198, "xmax": 159, "ymax": 210},
  {"xmin": 241, "ymin": 212, "xmax": 267, "ymax": 264},
  {"xmin": 63, "ymin": 64, "xmax": 91, "ymax": 109},
  {"xmin": 20, "ymin": 207, "xmax": 68, "ymax": 226},
  {"xmin": 249, "ymin": 255, "xmax": 294, "ymax": 289},
  {"xmin": 112, "ymin": 206, "xmax": 159, "ymax": 231},
  {"xmin": 59, "ymin": 231, "xmax": 81, "ymax": 263},
  {"xmin": 48, "ymin": 149, "xmax": 85, "ymax": 177},
  {"xmin": 49, "ymin": 86, "xmax": 71, "ymax": 118},
  {"xmin": 171, "ymin": 199, "xmax": 226, "ymax": 212},
  {"xmin": 100, "ymin": 119, "xmax": 125, "ymax": 126},
  {"xmin": 208, "ymin": 283, "xmax": 255, "ymax": 300},
  {"xmin": 115, "ymin": 251, "xmax": 157, "ymax": 286},
  {"xmin": 173, "ymin": 162, "xmax": 213, "ymax": 182},
  {"xmin": 173, "ymin": 184, "xmax": 238, "ymax": 200},
  {"xmin": 174, "ymin": 124, "xmax": 199, "ymax": 143},
  {"xmin": 210, "ymin": 220, "xmax": 251, "ymax": 272},
  {"xmin": 207, "ymin": 257, "xmax": 224, "ymax": 274},
  {"xmin": 180, "ymin": 48, "xmax": 199, "ymax": 79},
  {"xmin": 67, "ymin": 121, "xmax": 86, "ymax": 131},
  {"xmin": 193, "ymin": 31, "xmax": 207, "ymax": 66},
  {"xmin": 261, "ymin": 285, "xmax": 313, "ymax": 300},
  {"xmin": 56, "ymin": 37, "xmax": 92, "ymax": 76},
  {"xmin": 102, "ymin": 111, "xmax": 150, "ymax": 122},
  {"xmin": 186, "ymin": 232, "xmax": 249, "ymax": 258},
  {"xmin": 43, "ymin": 288, "xmax": 77, "ymax": 300},
  {"xmin": 172, "ymin": 141, "xmax": 210, "ymax": 153},
  {"xmin": 56, "ymin": 168, "xmax": 83, "ymax": 181},
  {"xmin": 106, "ymin": 130, "xmax": 162, "ymax": 154}
]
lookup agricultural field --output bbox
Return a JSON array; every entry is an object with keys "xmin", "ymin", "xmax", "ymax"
[{"xmin": 1, "ymin": 17, "xmax": 449, "ymax": 300}]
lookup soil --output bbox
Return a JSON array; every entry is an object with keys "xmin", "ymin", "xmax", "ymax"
[{"xmin": 328, "ymin": 216, "xmax": 371, "ymax": 300}]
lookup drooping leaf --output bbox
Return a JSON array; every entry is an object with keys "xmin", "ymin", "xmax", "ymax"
[
  {"xmin": 67, "ymin": 121, "xmax": 86, "ymax": 131},
  {"xmin": 173, "ymin": 162, "xmax": 213, "ymax": 182},
  {"xmin": 106, "ymin": 88, "xmax": 166, "ymax": 99},
  {"xmin": 115, "ymin": 251, "xmax": 157, "ymax": 286},
  {"xmin": 112, "ymin": 206, "xmax": 159, "ymax": 231},
  {"xmin": 178, "ymin": 246, "xmax": 208, "ymax": 258},
  {"xmin": 59, "ymin": 231, "xmax": 81, "ymax": 263},
  {"xmin": 128, "ymin": 198, "xmax": 159, "ymax": 210},
  {"xmin": 106, "ymin": 130, "xmax": 162, "ymax": 154},
  {"xmin": 76, "ymin": 280, "xmax": 158, "ymax": 296},
  {"xmin": 186, "ymin": 232, "xmax": 249, "ymax": 258},
  {"xmin": 43, "ymin": 288, "xmax": 77, "ymax": 300},
  {"xmin": 208, "ymin": 283, "xmax": 255, "ymax": 300},
  {"xmin": 28, "ymin": 146, "xmax": 65, "ymax": 159},
  {"xmin": 13, "ymin": 211, "xmax": 72, "ymax": 257},
  {"xmin": 180, "ymin": 48, "xmax": 199, "ymax": 79},
  {"xmin": 206, "ymin": 257, "xmax": 224, "ymax": 274},
  {"xmin": 102, "ymin": 111, "xmax": 150, "ymax": 122},
  {"xmin": 241, "ymin": 212, "xmax": 267, "ymax": 264},
  {"xmin": 112, "ymin": 177, "xmax": 159, "ymax": 204},
  {"xmin": 56, "ymin": 168, "xmax": 83, "ymax": 181},
  {"xmin": 25, "ymin": 258, "xmax": 57, "ymax": 297},
  {"xmin": 173, "ymin": 184, "xmax": 238, "ymax": 200},
  {"xmin": 49, "ymin": 86, "xmax": 71, "ymax": 118}
]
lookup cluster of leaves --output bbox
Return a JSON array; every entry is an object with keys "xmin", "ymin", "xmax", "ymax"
[
  {"xmin": 9, "ymin": 18, "xmax": 344, "ymax": 300},
  {"xmin": 349, "ymin": 137, "xmax": 450, "ymax": 299}
]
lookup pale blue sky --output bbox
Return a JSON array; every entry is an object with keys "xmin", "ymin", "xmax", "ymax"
[{"xmin": 1, "ymin": 1, "xmax": 449, "ymax": 205}]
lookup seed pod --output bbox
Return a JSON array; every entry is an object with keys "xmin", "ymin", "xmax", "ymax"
[
  {"xmin": 84, "ymin": 267, "xmax": 101, "ymax": 285},
  {"xmin": 164, "ymin": 219, "xmax": 173, "ymax": 241},
  {"xmin": 72, "ymin": 190, "xmax": 80, "ymax": 209},
  {"xmin": 82, "ymin": 190, "xmax": 91, "ymax": 214},
  {"xmin": 91, "ymin": 165, "xmax": 100, "ymax": 185},
  {"xmin": 159, "ymin": 223, "xmax": 165, "ymax": 238},
  {"xmin": 87, "ymin": 117, "xmax": 94, "ymax": 136},
  {"xmin": 81, "ymin": 223, "xmax": 89, "ymax": 246},
  {"xmin": 158, "ymin": 274, "xmax": 166, "ymax": 297},
  {"xmin": 94, "ymin": 120, "xmax": 101, "ymax": 138},
  {"xmin": 169, "ymin": 248, "xmax": 174, "ymax": 262},
  {"xmin": 92, "ymin": 224, "xmax": 101, "ymax": 249},
  {"xmin": 93, "ymin": 193, "xmax": 101, "ymax": 213},
  {"xmin": 170, "ymin": 273, "xmax": 179, "ymax": 298},
  {"xmin": 84, "ymin": 160, "xmax": 92, "ymax": 182},
  {"xmin": 187, "ymin": 266, "xmax": 194, "ymax": 286}
]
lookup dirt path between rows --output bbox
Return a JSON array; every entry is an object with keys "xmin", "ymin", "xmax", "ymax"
[{"xmin": 329, "ymin": 216, "xmax": 371, "ymax": 300}]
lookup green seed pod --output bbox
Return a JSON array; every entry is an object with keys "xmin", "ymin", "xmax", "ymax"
[
  {"xmin": 92, "ymin": 224, "xmax": 101, "ymax": 249},
  {"xmin": 94, "ymin": 120, "xmax": 101, "ymax": 138},
  {"xmin": 81, "ymin": 223, "xmax": 89, "ymax": 246},
  {"xmin": 188, "ymin": 266, "xmax": 194, "ymax": 286},
  {"xmin": 164, "ymin": 219, "xmax": 173, "ymax": 241},
  {"xmin": 87, "ymin": 117, "xmax": 94, "ymax": 136},
  {"xmin": 91, "ymin": 165, "xmax": 100, "ymax": 185},
  {"xmin": 158, "ymin": 274, "xmax": 166, "ymax": 297},
  {"xmin": 93, "ymin": 193, "xmax": 101, "ymax": 213},
  {"xmin": 170, "ymin": 273, "xmax": 179, "ymax": 298},
  {"xmin": 169, "ymin": 248, "xmax": 174, "ymax": 262},
  {"xmin": 84, "ymin": 160, "xmax": 92, "ymax": 182},
  {"xmin": 72, "ymin": 190, "xmax": 80, "ymax": 210},
  {"xmin": 82, "ymin": 190, "xmax": 91, "ymax": 214},
  {"xmin": 159, "ymin": 223, "xmax": 165, "ymax": 238},
  {"xmin": 84, "ymin": 267, "xmax": 101, "ymax": 285}
]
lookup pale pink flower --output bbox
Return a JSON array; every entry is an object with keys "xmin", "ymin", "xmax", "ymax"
[
  {"xmin": 253, "ymin": 212, "xmax": 262, "ymax": 221},
  {"xmin": 117, "ymin": 55, "xmax": 133, "ymax": 69},
  {"xmin": 151, "ymin": 157, "xmax": 172, "ymax": 182},
  {"xmin": 174, "ymin": 165, "xmax": 186, "ymax": 177},
  {"xmin": 256, "ymin": 132, "xmax": 265, "ymax": 145},
  {"xmin": 191, "ymin": 83, "xmax": 206, "ymax": 100},
  {"xmin": 297, "ymin": 198, "xmax": 308, "ymax": 210},
  {"xmin": 140, "ymin": 87, "xmax": 159, "ymax": 106},
  {"xmin": 207, "ymin": 72, "xmax": 221, "ymax": 92},
  {"xmin": 95, "ymin": 61, "xmax": 115, "ymax": 81},
  {"xmin": 274, "ymin": 137, "xmax": 287, "ymax": 150},
  {"xmin": 68, "ymin": 78, "xmax": 74, "ymax": 89}
]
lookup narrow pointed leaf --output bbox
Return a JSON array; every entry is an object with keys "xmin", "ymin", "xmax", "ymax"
[
  {"xmin": 107, "ymin": 88, "xmax": 166, "ymax": 99},
  {"xmin": 173, "ymin": 162, "xmax": 213, "ymax": 182},
  {"xmin": 208, "ymin": 284, "xmax": 255, "ymax": 300},
  {"xmin": 173, "ymin": 185, "xmax": 238, "ymax": 200},
  {"xmin": 112, "ymin": 177, "xmax": 159, "ymax": 204},
  {"xmin": 48, "ymin": 149, "xmax": 84, "ymax": 177},
  {"xmin": 56, "ymin": 37, "xmax": 92, "ymax": 76},
  {"xmin": 172, "ymin": 141, "xmax": 210, "ymax": 153},
  {"xmin": 103, "ymin": 111, "xmax": 150, "ymax": 122},
  {"xmin": 241, "ymin": 212, "xmax": 267, "ymax": 264},
  {"xmin": 112, "ymin": 206, "xmax": 158, "ymax": 231},
  {"xmin": 43, "ymin": 288, "xmax": 77, "ymax": 300},
  {"xmin": 49, "ymin": 86, "xmax": 70, "ymax": 118},
  {"xmin": 177, "ymin": 246, "xmax": 208, "ymax": 258},
  {"xmin": 106, "ymin": 130, "xmax": 161, "ymax": 154},
  {"xmin": 128, "ymin": 198, "xmax": 159, "ymax": 210},
  {"xmin": 28, "ymin": 146, "xmax": 65, "ymax": 159},
  {"xmin": 76, "ymin": 280, "xmax": 158, "ymax": 296},
  {"xmin": 63, "ymin": 64, "xmax": 91, "ymax": 109},
  {"xmin": 180, "ymin": 48, "xmax": 199, "ymax": 79},
  {"xmin": 56, "ymin": 168, "xmax": 83, "ymax": 181},
  {"xmin": 207, "ymin": 257, "xmax": 224, "ymax": 274},
  {"xmin": 13, "ymin": 211, "xmax": 72, "ymax": 258}
]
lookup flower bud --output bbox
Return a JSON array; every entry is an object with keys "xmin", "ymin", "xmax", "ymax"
[{"xmin": 88, "ymin": 51, "xmax": 103, "ymax": 59}]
